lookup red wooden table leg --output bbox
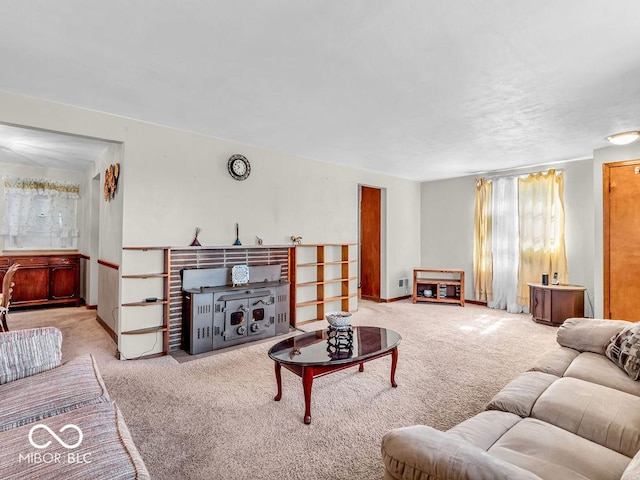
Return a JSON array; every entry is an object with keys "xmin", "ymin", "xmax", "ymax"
[
  {"xmin": 274, "ymin": 362, "xmax": 283, "ymax": 401},
  {"xmin": 390, "ymin": 347, "xmax": 398, "ymax": 388},
  {"xmin": 359, "ymin": 363, "xmax": 364, "ymax": 372},
  {"xmin": 302, "ymin": 367, "xmax": 314, "ymax": 424}
]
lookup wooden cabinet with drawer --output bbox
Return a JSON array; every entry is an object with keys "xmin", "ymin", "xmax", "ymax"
[{"xmin": 0, "ymin": 252, "xmax": 80, "ymax": 308}]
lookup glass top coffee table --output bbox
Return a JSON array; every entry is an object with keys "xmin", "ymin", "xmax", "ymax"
[{"xmin": 268, "ymin": 326, "xmax": 401, "ymax": 424}]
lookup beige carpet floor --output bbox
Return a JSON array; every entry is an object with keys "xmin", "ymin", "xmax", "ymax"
[{"xmin": 8, "ymin": 300, "xmax": 558, "ymax": 480}]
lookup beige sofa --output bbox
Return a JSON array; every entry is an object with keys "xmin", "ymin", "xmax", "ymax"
[
  {"xmin": 381, "ymin": 317, "xmax": 640, "ymax": 480},
  {"xmin": 0, "ymin": 327, "xmax": 149, "ymax": 479}
]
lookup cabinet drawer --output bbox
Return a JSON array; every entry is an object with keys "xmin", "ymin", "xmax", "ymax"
[
  {"xmin": 49, "ymin": 256, "xmax": 78, "ymax": 265},
  {"xmin": 11, "ymin": 257, "xmax": 50, "ymax": 266},
  {"xmin": 0, "ymin": 257, "xmax": 9, "ymax": 267}
]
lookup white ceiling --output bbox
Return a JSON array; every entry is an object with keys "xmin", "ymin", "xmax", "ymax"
[
  {"xmin": 0, "ymin": 124, "xmax": 114, "ymax": 171},
  {"xmin": 1, "ymin": 1, "xmax": 639, "ymax": 181}
]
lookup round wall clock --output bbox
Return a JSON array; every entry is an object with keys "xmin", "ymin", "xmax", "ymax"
[{"xmin": 227, "ymin": 154, "xmax": 251, "ymax": 181}]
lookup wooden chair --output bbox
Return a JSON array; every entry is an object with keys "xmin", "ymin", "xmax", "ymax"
[{"xmin": 0, "ymin": 264, "xmax": 20, "ymax": 332}]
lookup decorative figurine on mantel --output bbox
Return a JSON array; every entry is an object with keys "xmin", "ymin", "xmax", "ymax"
[
  {"xmin": 190, "ymin": 227, "xmax": 201, "ymax": 247},
  {"xmin": 233, "ymin": 223, "xmax": 242, "ymax": 246},
  {"xmin": 291, "ymin": 235, "xmax": 302, "ymax": 245}
]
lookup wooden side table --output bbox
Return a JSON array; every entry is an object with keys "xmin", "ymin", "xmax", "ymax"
[
  {"xmin": 413, "ymin": 268, "xmax": 464, "ymax": 306},
  {"xmin": 528, "ymin": 283, "xmax": 586, "ymax": 326}
]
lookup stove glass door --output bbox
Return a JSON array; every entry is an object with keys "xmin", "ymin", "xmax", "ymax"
[
  {"xmin": 230, "ymin": 311, "xmax": 245, "ymax": 325},
  {"xmin": 248, "ymin": 295, "xmax": 275, "ymax": 336},
  {"xmin": 252, "ymin": 308, "xmax": 265, "ymax": 322},
  {"xmin": 224, "ymin": 299, "xmax": 248, "ymax": 340}
]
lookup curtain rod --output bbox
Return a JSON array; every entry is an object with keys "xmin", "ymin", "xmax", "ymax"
[{"xmin": 479, "ymin": 168, "xmax": 564, "ymax": 182}]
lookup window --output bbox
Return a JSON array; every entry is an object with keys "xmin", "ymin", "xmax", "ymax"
[
  {"xmin": 0, "ymin": 176, "xmax": 80, "ymax": 250},
  {"xmin": 473, "ymin": 169, "xmax": 568, "ymax": 312}
]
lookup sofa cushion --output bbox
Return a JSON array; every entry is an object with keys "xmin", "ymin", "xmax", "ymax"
[
  {"xmin": 563, "ymin": 352, "xmax": 640, "ymax": 397},
  {"xmin": 0, "ymin": 327, "xmax": 62, "ymax": 384},
  {"xmin": 486, "ymin": 372, "xmax": 558, "ymax": 417},
  {"xmin": 558, "ymin": 318, "xmax": 629, "ymax": 354},
  {"xmin": 531, "ymin": 377, "xmax": 640, "ymax": 458},
  {"xmin": 527, "ymin": 345, "xmax": 579, "ymax": 377},
  {"xmin": 381, "ymin": 423, "xmax": 542, "ymax": 480},
  {"xmin": 0, "ymin": 354, "xmax": 110, "ymax": 431},
  {"xmin": 0, "ymin": 401, "xmax": 149, "ymax": 479},
  {"xmin": 488, "ymin": 417, "xmax": 631, "ymax": 480},
  {"xmin": 605, "ymin": 322, "xmax": 640, "ymax": 380},
  {"xmin": 448, "ymin": 410, "xmax": 522, "ymax": 450}
]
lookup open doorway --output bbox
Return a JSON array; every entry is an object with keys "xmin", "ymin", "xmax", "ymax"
[
  {"xmin": 359, "ymin": 185, "xmax": 381, "ymax": 301},
  {"xmin": 0, "ymin": 122, "xmax": 118, "ymax": 309}
]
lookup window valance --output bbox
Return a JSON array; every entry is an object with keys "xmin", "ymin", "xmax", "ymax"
[{"xmin": 3, "ymin": 176, "xmax": 80, "ymax": 198}]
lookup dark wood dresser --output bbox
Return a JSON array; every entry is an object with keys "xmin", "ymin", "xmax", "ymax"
[
  {"xmin": 0, "ymin": 251, "xmax": 81, "ymax": 308},
  {"xmin": 528, "ymin": 282, "xmax": 586, "ymax": 326}
]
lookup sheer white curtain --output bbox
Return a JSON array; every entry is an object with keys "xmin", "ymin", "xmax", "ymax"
[
  {"xmin": 0, "ymin": 177, "xmax": 80, "ymax": 249},
  {"xmin": 488, "ymin": 176, "xmax": 525, "ymax": 313}
]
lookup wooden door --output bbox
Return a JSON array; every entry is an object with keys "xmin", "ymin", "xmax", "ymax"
[
  {"xmin": 50, "ymin": 266, "xmax": 78, "ymax": 299},
  {"xmin": 12, "ymin": 267, "xmax": 49, "ymax": 303},
  {"xmin": 604, "ymin": 160, "xmax": 640, "ymax": 320},
  {"xmin": 530, "ymin": 286, "xmax": 551, "ymax": 323},
  {"xmin": 360, "ymin": 186, "xmax": 381, "ymax": 301}
]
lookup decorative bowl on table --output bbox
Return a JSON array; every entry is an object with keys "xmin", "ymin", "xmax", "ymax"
[{"xmin": 325, "ymin": 311, "xmax": 353, "ymax": 329}]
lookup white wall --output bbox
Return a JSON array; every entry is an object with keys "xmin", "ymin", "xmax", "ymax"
[
  {"xmin": 563, "ymin": 160, "xmax": 595, "ymax": 315},
  {"xmin": 96, "ymin": 144, "xmax": 124, "ymax": 329},
  {"xmin": 420, "ymin": 159, "xmax": 596, "ymax": 311},
  {"xmin": 593, "ymin": 143, "xmax": 640, "ymax": 318},
  {"xmin": 420, "ymin": 175, "xmax": 476, "ymax": 297},
  {"xmin": 118, "ymin": 121, "xmax": 422, "ymax": 301},
  {"xmin": 0, "ymin": 91, "xmax": 422, "ymax": 358}
]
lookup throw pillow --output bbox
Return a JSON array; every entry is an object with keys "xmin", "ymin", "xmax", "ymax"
[{"xmin": 606, "ymin": 323, "xmax": 640, "ymax": 381}]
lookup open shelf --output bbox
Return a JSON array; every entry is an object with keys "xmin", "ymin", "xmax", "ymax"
[
  {"xmin": 120, "ymin": 247, "xmax": 171, "ymax": 356},
  {"xmin": 296, "ymin": 276, "xmax": 357, "ymax": 288},
  {"xmin": 121, "ymin": 273, "xmax": 168, "ymax": 279},
  {"xmin": 413, "ymin": 268, "xmax": 465, "ymax": 307},
  {"xmin": 297, "ymin": 260, "xmax": 357, "ymax": 267},
  {"xmin": 121, "ymin": 326, "xmax": 168, "ymax": 335},
  {"xmin": 121, "ymin": 300, "xmax": 168, "ymax": 307},
  {"xmin": 291, "ymin": 243, "xmax": 357, "ymax": 324}
]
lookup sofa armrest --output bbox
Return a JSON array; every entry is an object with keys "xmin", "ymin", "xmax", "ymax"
[
  {"xmin": 557, "ymin": 318, "xmax": 629, "ymax": 354},
  {"xmin": 0, "ymin": 327, "xmax": 62, "ymax": 384},
  {"xmin": 622, "ymin": 446, "xmax": 640, "ymax": 480},
  {"xmin": 381, "ymin": 425, "xmax": 542, "ymax": 480},
  {"xmin": 527, "ymin": 345, "xmax": 580, "ymax": 376}
]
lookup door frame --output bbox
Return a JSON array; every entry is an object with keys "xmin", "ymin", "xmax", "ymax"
[
  {"xmin": 602, "ymin": 158, "xmax": 640, "ymax": 318},
  {"xmin": 88, "ymin": 174, "xmax": 101, "ymax": 307}
]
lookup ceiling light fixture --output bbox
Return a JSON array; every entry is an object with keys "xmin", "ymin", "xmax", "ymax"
[{"xmin": 606, "ymin": 131, "xmax": 640, "ymax": 145}]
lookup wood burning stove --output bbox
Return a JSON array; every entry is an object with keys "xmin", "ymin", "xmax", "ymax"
[
  {"xmin": 182, "ymin": 265, "xmax": 289, "ymax": 354},
  {"xmin": 218, "ymin": 289, "xmax": 275, "ymax": 341}
]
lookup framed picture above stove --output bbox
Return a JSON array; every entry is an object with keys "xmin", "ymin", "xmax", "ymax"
[
  {"xmin": 231, "ymin": 264, "xmax": 249, "ymax": 286},
  {"xmin": 227, "ymin": 154, "xmax": 251, "ymax": 181}
]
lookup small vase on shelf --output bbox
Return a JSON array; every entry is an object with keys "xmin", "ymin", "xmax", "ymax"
[{"xmin": 190, "ymin": 227, "xmax": 201, "ymax": 247}]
